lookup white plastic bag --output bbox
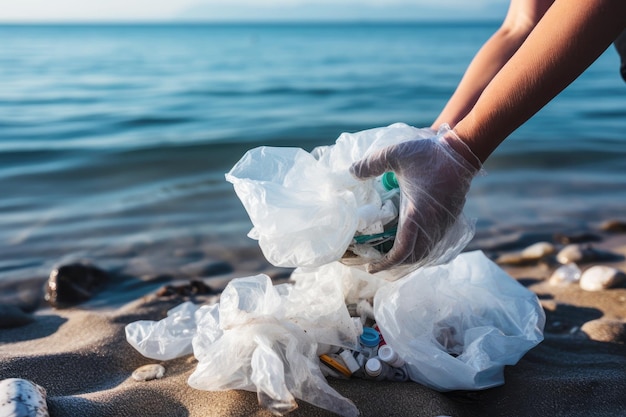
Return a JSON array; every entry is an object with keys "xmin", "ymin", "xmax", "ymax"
[
  {"xmin": 126, "ymin": 273, "xmax": 360, "ymax": 417},
  {"xmin": 373, "ymin": 250, "xmax": 545, "ymax": 391},
  {"xmin": 125, "ymin": 301, "xmax": 200, "ymax": 360},
  {"xmin": 225, "ymin": 123, "xmax": 475, "ymax": 271}
]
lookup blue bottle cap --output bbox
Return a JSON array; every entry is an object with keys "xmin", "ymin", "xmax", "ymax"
[{"xmin": 360, "ymin": 327, "xmax": 380, "ymax": 347}]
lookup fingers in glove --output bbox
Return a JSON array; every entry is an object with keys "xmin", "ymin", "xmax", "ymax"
[
  {"xmin": 366, "ymin": 207, "xmax": 423, "ymax": 274},
  {"xmin": 367, "ymin": 200, "xmax": 442, "ymax": 274},
  {"xmin": 350, "ymin": 147, "xmax": 395, "ymax": 180}
]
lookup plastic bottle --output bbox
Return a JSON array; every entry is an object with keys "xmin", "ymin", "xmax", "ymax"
[
  {"xmin": 378, "ymin": 345, "xmax": 404, "ymax": 367},
  {"xmin": 373, "ymin": 324, "xmax": 386, "ymax": 346},
  {"xmin": 339, "ymin": 349, "xmax": 361, "ymax": 375},
  {"xmin": 352, "ymin": 172, "xmax": 400, "ymax": 252},
  {"xmin": 365, "ymin": 357, "xmax": 410, "ymax": 382},
  {"xmin": 380, "ymin": 171, "xmax": 399, "ymax": 191},
  {"xmin": 359, "ymin": 327, "xmax": 380, "ymax": 360},
  {"xmin": 364, "ymin": 358, "xmax": 387, "ymax": 380}
]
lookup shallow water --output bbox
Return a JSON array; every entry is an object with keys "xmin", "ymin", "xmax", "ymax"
[{"xmin": 1, "ymin": 22, "xmax": 625, "ymax": 289}]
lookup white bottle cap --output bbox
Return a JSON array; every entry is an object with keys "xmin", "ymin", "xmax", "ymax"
[
  {"xmin": 378, "ymin": 345, "xmax": 405, "ymax": 367},
  {"xmin": 365, "ymin": 358, "xmax": 382, "ymax": 377}
]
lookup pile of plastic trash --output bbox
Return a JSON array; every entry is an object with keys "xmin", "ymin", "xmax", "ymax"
[{"xmin": 126, "ymin": 123, "xmax": 545, "ymax": 417}]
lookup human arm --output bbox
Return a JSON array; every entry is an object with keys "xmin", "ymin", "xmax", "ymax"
[
  {"xmin": 352, "ymin": 0, "xmax": 626, "ymax": 272},
  {"xmin": 453, "ymin": 0, "xmax": 626, "ymax": 163},
  {"xmin": 432, "ymin": 0, "xmax": 554, "ymax": 129}
]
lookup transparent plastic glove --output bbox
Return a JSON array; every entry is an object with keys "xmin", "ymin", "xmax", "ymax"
[{"xmin": 350, "ymin": 124, "xmax": 481, "ymax": 273}]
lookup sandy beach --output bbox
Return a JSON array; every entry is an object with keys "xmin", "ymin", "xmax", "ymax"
[{"xmin": 1, "ymin": 225, "xmax": 626, "ymax": 417}]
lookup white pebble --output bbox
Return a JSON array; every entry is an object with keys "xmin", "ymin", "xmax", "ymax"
[
  {"xmin": 548, "ymin": 263, "xmax": 582, "ymax": 286},
  {"xmin": 521, "ymin": 242, "xmax": 556, "ymax": 260},
  {"xmin": 132, "ymin": 364, "xmax": 165, "ymax": 382},
  {"xmin": 556, "ymin": 244, "xmax": 586, "ymax": 264},
  {"xmin": 579, "ymin": 265, "xmax": 626, "ymax": 291},
  {"xmin": 0, "ymin": 378, "xmax": 49, "ymax": 417}
]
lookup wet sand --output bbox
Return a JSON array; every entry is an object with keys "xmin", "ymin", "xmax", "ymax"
[{"xmin": 1, "ymin": 228, "xmax": 625, "ymax": 417}]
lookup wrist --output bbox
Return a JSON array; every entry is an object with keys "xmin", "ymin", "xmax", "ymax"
[{"xmin": 437, "ymin": 125, "xmax": 482, "ymax": 173}]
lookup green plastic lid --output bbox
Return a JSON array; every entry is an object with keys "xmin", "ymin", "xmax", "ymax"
[{"xmin": 381, "ymin": 172, "xmax": 399, "ymax": 191}]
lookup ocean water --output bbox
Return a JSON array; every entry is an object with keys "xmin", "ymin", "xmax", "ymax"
[{"xmin": 1, "ymin": 22, "xmax": 625, "ymax": 287}]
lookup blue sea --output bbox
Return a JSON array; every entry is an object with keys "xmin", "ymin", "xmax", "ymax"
[{"xmin": 1, "ymin": 22, "xmax": 625, "ymax": 289}]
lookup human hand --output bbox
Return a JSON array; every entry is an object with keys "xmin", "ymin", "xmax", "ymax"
[{"xmin": 350, "ymin": 125, "xmax": 481, "ymax": 273}]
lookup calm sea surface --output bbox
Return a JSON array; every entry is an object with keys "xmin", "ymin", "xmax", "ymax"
[{"xmin": 1, "ymin": 23, "xmax": 625, "ymax": 285}]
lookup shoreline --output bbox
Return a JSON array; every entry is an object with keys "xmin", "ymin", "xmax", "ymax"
[{"xmin": 1, "ymin": 223, "xmax": 626, "ymax": 416}]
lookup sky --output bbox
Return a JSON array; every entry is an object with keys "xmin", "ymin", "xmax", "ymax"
[{"xmin": 0, "ymin": 0, "xmax": 507, "ymax": 22}]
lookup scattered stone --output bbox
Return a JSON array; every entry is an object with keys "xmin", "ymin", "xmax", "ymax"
[
  {"xmin": 0, "ymin": 305, "xmax": 35, "ymax": 329},
  {"xmin": 495, "ymin": 241, "xmax": 557, "ymax": 266},
  {"xmin": 553, "ymin": 232, "xmax": 602, "ymax": 245},
  {"xmin": 156, "ymin": 279, "xmax": 213, "ymax": 297},
  {"xmin": 45, "ymin": 262, "xmax": 110, "ymax": 309},
  {"xmin": 0, "ymin": 378, "xmax": 49, "ymax": 417},
  {"xmin": 132, "ymin": 364, "xmax": 165, "ymax": 382},
  {"xmin": 555, "ymin": 244, "xmax": 623, "ymax": 264},
  {"xmin": 521, "ymin": 241, "xmax": 556, "ymax": 260},
  {"xmin": 494, "ymin": 253, "xmax": 530, "ymax": 266},
  {"xmin": 581, "ymin": 319, "xmax": 626, "ymax": 343},
  {"xmin": 579, "ymin": 265, "xmax": 626, "ymax": 291},
  {"xmin": 548, "ymin": 263, "xmax": 582, "ymax": 286},
  {"xmin": 599, "ymin": 219, "xmax": 626, "ymax": 233}
]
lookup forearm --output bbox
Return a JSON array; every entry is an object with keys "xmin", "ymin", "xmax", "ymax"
[
  {"xmin": 453, "ymin": 0, "xmax": 626, "ymax": 163},
  {"xmin": 432, "ymin": 0, "xmax": 553, "ymax": 129}
]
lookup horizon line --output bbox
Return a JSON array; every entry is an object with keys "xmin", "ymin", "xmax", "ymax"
[{"xmin": 0, "ymin": 18, "xmax": 500, "ymax": 25}]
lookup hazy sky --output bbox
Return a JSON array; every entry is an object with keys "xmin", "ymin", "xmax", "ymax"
[{"xmin": 0, "ymin": 0, "xmax": 507, "ymax": 22}]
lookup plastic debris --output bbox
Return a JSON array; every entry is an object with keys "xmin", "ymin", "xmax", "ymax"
[
  {"xmin": 127, "ymin": 124, "xmax": 545, "ymax": 416},
  {"xmin": 374, "ymin": 251, "xmax": 545, "ymax": 391},
  {"xmin": 127, "ymin": 251, "xmax": 545, "ymax": 415},
  {"xmin": 225, "ymin": 123, "xmax": 475, "ymax": 274}
]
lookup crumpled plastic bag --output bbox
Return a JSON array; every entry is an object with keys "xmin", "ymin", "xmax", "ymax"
[
  {"xmin": 373, "ymin": 250, "xmax": 545, "ymax": 391},
  {"xmin": 126, "ymin": 252, "xmax": 544, "ymax": 415},
  {"xmin": 225, "ymin": 123, "xmax": 475, "ymax": 273},
  {"xmin": 126, "ymin": 273, "xmax": 361, "ymax": 417}
]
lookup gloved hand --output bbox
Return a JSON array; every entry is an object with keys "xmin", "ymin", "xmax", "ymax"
[{"xmin": 350, "ymin": 125, "xmax": 482, "ymax": 273}]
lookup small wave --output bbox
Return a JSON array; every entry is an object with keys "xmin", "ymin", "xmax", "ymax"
[
  {"xmin": 0, "ymin": 96, "xmax": 100, "ymax": 106},
  {"xmin": 581, "ymin": 109, "xmax": 626, "ymax": 119},
  {"xmin": 183, "ymin": 85, "xmax": 340, "ymax": 97},
  {"xmin": 115, "ymin": 116, "xmax": 194, "ymax": 128}
]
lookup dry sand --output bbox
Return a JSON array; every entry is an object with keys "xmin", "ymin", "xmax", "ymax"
[{"xmin": 1, "ymin": 232, "xmax": 625, "ymax": 417}]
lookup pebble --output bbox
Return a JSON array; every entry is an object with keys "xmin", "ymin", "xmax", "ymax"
[
  {"xmin": 494, "ymin": 253, "xmax": 527, "ymax": 266},
  {"xmin": 581, "ymin": 319, "xmax": 626, "ymax": 343},
  {"xmin": 495, "ymin": 241, "xmax": 556, "ymax": 266},
  {"xmin": 132, "ymin": 364, "xmax": 165, "ymax": 382},
  {"xmin": 156, "ymin": 280, "xmax": 212, "ymax": 297},
  {"xmin": 579, "ymin": 265, "xmax": 626, "ymax": 291},
  {"xmin": 599, "ymin": 219, "xmax": 626, "ymax": 233},
  {"xmin": 555, "ymin": 244, "xmax": 622, "ymax": 264},
  {"xmin": 45, "ymin": 262, "xmax": 109, "ymax": 309},
  {"xmin": 520, "ymin": 241, "xmax": 556, "ymax": 260},
  {"xmin": 0, "ymin": 378, "xmax": 49, "ymax": 417},
  {"xmin": 548, "ymin": 263, "xmax": 582, "ymax": 286},
  {"xmin": 0, "ymin": 305, "xmax": 34, "ymax": 329}
]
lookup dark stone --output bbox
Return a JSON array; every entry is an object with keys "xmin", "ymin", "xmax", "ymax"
[
  {"xmin": 45, "ymin": 262, "xmax": 110, "ymax": 308},
  {"xmin": 0, "ymin": 305, "xmax": 34, "ymax": 328},
  {"xmin": 156, "ymin": 279, "xmax": 213, "ymax": 297},
  {"xmin": 553, "ymin": 232, "xmax": 602, "ymax": 245}
]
